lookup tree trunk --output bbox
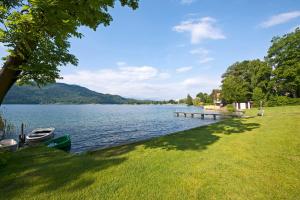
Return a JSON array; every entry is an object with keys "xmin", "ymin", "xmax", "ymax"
[{"xmin": 0, "ymin": 56, "xmax": 23, "ymax": 105}]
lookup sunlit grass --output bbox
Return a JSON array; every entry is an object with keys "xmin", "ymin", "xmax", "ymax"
[{"xmin": 0, "ymin": 106, "xmax": 299, "ymax": 200}]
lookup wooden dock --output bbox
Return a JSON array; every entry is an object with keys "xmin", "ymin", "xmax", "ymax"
[{"xmin": 174, "ymin": 111, "xmax": 241, "ymax": 120}]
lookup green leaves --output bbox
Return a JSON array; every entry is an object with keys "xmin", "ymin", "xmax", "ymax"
[
  {"xmin": 221, "ymin": 29, "xmax": 300, "ymax": 103},
  {"xmin": 221, "ymin": 60, "xmax": 271, "ymax": 103},
  {"xmin": 267, "ymin": 28, "xmax": 300, "ymax": 97},
  {"xmin": 0, "ymin": 0, "xmax": 139, "ymax": 86},
  {"xmin": 252, "ymin": 87, "xmax": 265, "ymax": 106},
  {"xmin": 221, "ymin": 75, "xmax": 248, "ymax": 103},
  {"xmin": 186, "ymin": 94, "xmax": 193, "ymax": 106},
  {"xmin": 196, "ymin": 92, "xmax": 213, "ymax": 104}
]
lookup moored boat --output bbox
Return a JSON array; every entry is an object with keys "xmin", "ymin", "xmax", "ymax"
[
  {"xmin": 26, "ymin": 128, "xmax": 55, "ymax": 144},
  {"xmin": 45, "ymin": 134, "xmax": 71, "ymax": 151},
  {"xmin": 0, "ymin": 139, "xmax": 18, "ymax": 152}
]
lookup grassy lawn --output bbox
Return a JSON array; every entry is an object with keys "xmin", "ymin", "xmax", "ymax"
[{"xmin": 0, "ymin": 106, "xmax": 299, "ymax": 200}]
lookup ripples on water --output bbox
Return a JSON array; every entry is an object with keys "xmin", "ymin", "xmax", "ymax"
[{"xmin": 1, "ymin": 104, "xmax": 219, "ymax": 152}]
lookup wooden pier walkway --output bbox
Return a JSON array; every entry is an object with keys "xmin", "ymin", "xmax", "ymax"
[{"xmin": 174, "ymin": 111, "xmax": 241, "ymax": 120}]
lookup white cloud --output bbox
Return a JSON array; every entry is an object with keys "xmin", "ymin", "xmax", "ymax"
[
  {"xmin": 64, "ymin": 66, "xmax": 159, "ymax": 85},
  {"xmin": 173, "ymin": 17, "xmax": 226, "ymax": 44},
  {"xmin": 158, "ymin": 72, "xmax": 171, "ymax": 79},
  {"xmin": 61, "ymin": 64, "xmax": 219, "ymax": 100},
  {"xmin": 176, "ymin": 66, "xmax": 193, "ymax": 73},
  {"xmin": 260, "ymin": 11, "xmax": 300, "ymax": 28},
  {"xmin": 119, "ymin": 66, "xmax": 159, "ymax": 81},
  {"xmin": 180, "ymin": 0, "xmax": 196, "ymax": 5},
  {"xmin": 116, "ymin": 61, "xmax": 126, "ymax": 66},
  {"xmin": 182, "ymin": 77, "xmax": 219, "ymax": 88},
  {"xmin": 189, "ymin": 48, "xmax": 209, "ymax": 55},
  {"xmin": 190, "ymin": 48, "xmax": 214, "ymax": 64},
  {"xmin": 62, "ymin": 65, "xmax": 173, "ymax": 99},
  {"xmin": 198, "ymin": 57, "xmax": 214, "ymax": 64}
]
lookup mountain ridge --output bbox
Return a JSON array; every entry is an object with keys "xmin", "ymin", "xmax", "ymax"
[{"xmin": 3, "ymin": 83, "xmax": 144, "ymax": 104}]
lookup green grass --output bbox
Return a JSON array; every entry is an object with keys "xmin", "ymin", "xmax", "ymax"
[{"xmin": 0, "ymin": 106, "xmax": 299, "ymax": 200}]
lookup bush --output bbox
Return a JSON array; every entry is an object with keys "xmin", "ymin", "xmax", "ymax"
[
  {"xmin": 226, "ymin": 104, "xmax": 236, "ymax": 112},
  {"xmin": 266, "ymin": 96, "xmax": 300, "ymax": 107}
]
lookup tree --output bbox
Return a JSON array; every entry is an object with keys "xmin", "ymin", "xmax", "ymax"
[
  {"xmin": 221, "ymin": 76, "xmax": 248, "ymax": 103},
  {"xmin": 266, "ymin": 28, "xmax": 300, "ymax": 98},
  {"xmin": 179, "ymin": 98, "xmax": 186, "ymax": 104},
  {"xmin": 221, "ymin": 59, "xmax": 272, "ymax": 101},
  {"xmin": 196, "ymin": 92, "xmax": 213, "ymax": 104},
  {"xmin": 252, "ymin": 87, "xmax": 265, "ymax": 106},
  {"xmin": 192, "ymin": 97, "xmax": 202, "ymax": 106},
  {"xmin": 186, "ymin": 94, "xmax": 193, "ymax": 106},
  {"xmin": 168, "ymin": 99, "xmax": 177, "ymax": 104},
  {"xmin": 0, "ymin": 0, "xmax": 139, "ymax": 104}
]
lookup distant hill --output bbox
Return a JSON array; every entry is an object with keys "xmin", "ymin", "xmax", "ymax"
[{"xmin": 3, "ymin": 83, "xmax": 142, "ymax": 104}]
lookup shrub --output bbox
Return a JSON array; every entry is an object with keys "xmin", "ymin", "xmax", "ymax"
[
  {"xmin": 226, "ymin": 104, "xmax": 236, "ymax": 112},
  {"xmin": 266, "ymin": 96, "xmax": 300, "ymax": 107}
]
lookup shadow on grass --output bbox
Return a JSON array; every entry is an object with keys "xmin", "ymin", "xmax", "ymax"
[
  {"xmin": 0, "ymin": 147, "xmax": 127, "ymax": 199},
  {"xmin": 143, "ymin": 118, "xmax": 260, "ymax": 151}
]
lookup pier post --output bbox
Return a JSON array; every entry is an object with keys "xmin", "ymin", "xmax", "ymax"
[
  {"xmin": 184, "ymin": 113, "xmax": 187, "ymax": 117},
  {"xmin": 213, "ymin": 114, "xmax": 216, "ymax": 120},
  {"xmin": 191, "ymin": 114, "xmax": 194, "ymax": 118},
  {"xmin": 201, "ymin": 114, "xmax": 204, "ymax": 119},
  {"xmin": 176, "ymin": 112, "xmax": 179, "ymax": 117}
]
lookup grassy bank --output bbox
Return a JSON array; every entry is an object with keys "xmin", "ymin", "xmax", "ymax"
[{"xmin": 0, "ymin": 106, "xmax": 299, "ymax": 200}]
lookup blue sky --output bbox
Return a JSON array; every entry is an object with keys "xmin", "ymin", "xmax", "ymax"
[{"xmin": 1, "ymin": 0, "xmax": 300, "ymax": 100}]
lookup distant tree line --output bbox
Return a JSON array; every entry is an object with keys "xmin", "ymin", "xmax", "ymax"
[
  {"xmin": 130, "ymin": 99, "xmax": 178, "ymax": 105},
  {"xmin": 179, "ymin": 91, "xmax": 218, "ymax": 106}
]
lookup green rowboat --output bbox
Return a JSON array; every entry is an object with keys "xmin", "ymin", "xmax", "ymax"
[{"xmin": 45, "ymin": 135, "xmax": 71, "ymax": 151}]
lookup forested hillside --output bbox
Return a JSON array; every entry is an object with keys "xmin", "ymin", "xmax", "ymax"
[{"xmin": 3, "ymin": 83, "xmax": 139, "ymax": 104}]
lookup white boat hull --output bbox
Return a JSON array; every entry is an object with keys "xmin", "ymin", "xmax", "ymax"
[
  {"xmin": 26, "ymin": 128, "xmax": 55, "ymax": 144},
  {"xmin": 0, "ymin": 139, "xmax": 18, "ymax": 152}
]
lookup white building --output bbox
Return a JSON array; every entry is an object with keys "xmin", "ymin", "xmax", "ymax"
[{"xmin": 233, "ymin": 102, "xmax": 252, "ymax": 110}]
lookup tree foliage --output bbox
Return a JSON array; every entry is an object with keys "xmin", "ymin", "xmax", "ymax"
[
  {"xmin": 186, "ymin": 94, "xmax": 193, "ymax": 106},
  {"xmin": 220, "ymin": 29, "xmax": 300, "ymax": 105},
  {"xmin": 221, "ymin": 75, "xmax": 248, "ymax": 103},
  {"xmin": 252, "ymin": 87, "xmax": 265, "ymax": 106},
  {"xmin": 192, "ymin": 97, "xmax": 202, "ymax": 106},
  {"xmin": 196, "ymin": 92, "xmax": 213, "ymax": 104},
  {"xmin": 0, "ymin": 0, "xmax": 139, "ymax": 86},
  {"xmin": 266, "ymin": 28, "xmax": 300, "ymax": 98},
  {"xmin": 221, "ymin": 59, "xmax": 271, "ymax": 102}
]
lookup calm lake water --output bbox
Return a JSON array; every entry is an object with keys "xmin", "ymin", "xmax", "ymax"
[{"xmin": 1, "ymin": 104, "xmax": 219, "ymax": 153}]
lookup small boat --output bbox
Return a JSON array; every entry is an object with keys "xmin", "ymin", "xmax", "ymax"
[
  {"xmin": 26, "ymin": 128, "xmax": 55, "ymax": 144},
  {"xmin": 44, "ymin": 135, "xmax": 71, "ymax": 151},
  {"xmin": 0, "ymin": 139, "xmax": 18, "ymax": 152}
]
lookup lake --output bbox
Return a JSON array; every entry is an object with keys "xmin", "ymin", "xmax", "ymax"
[{"xmin": 1, "ymin": 104, "xmax": 219, "ymax": 153}]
